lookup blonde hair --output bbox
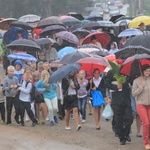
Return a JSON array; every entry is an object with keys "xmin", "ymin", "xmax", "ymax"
[
  {"xmin": 30, "ymin": 62, "xmax": 36, "ymax": 68},
  {"xmin": 78, "ymin": 70, "xmax": 86, "ymax": 84},
  {"xmin": 43, "ymin": 62, "xmax": 50, "ymax": 66},
  {"xmin": 37, "ymin": 61, "xmax": 43, "ymax": 68},
  {"xmin": 23, "ymin": 72, "xmax": 31, "ymax": 80},
  {"xmin": 41, "ymin": 70, "xmax": 50, "ymax": 84},
  {"xmin": 7, "ymin": 65, "xmax": 15, "ymax": 71}
]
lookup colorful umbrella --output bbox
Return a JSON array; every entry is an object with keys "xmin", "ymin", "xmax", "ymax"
[
  {"xmin": 120, "ymin": 54, "xmax": 150, "ymax": 76},
  {"xmin": 115, "ymin": 35, "xmax": 150, "ymax": 59},
  {"xmin": 81, "ymin": 32, "xmax": 110, "ymax": 48},
  {"xmin": 128, "ymin": 15, "xmax": 150, "ymax": 28},
  {"xmin": 58, "ymin": 47, "xmax": 77, "ymax": 59},
  {"xmin": 118, "ymin": 28, "xmax": 143, "ymax": 37},
  {"xmin": 60, "ymin": 51, "xmax": 90, "ymax": 64},
  {"xmin": 37, "ymin": 16, "xmax": 64, "ymax": 29},
  {"xmin": 40, "ymin": 25, "xmax": 66, "ymax": 37},
  {"xmin": 7, "ymin": 39, "xmax": 41, "ymax": 51},
  {"xmin": 77, "ymin": 57, "xmax": 108, "ymax": 72},
  {"xmin": 56, "ymin": 31, "xmax": 79, "ymax": 46},
  {"xmin": 7, "ymin": 53, "xmax": 37, "ymax": 62},
  {"xmin": 19, "ymin": 14, "xmax": 41, "ymax": 23},
  {"xmin": 49, "ymin": 63, "xmax": 81, "ymax": 83}
]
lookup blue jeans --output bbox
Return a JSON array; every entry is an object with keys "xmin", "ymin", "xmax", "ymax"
[
  {"xmin": 78, "ymin": 96, "xmax": 87, "ymax": 120},
  {"xmin": 131, "ymin": 96, "xmax": 137, "ymax": 116}
]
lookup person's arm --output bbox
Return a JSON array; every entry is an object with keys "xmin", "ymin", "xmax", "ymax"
[
  {"xmin": 35, "ymin": 80, "xmax": 45, "ymax": 93},
  {"xmin": 19, "ymin": 82, "xmax": 32, "ymax": 94},
  {"xmin": 3, "ymin": 78, "xmax": 10, "ymax": 91},
  {"xmin": 132, "ymin": 79, "xmax": 144, "ymax": 97}
]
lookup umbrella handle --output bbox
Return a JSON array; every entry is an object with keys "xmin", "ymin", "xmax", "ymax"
[{"xmin": 138, "ymin": 60, "xmax": 144, "ymax": 86}]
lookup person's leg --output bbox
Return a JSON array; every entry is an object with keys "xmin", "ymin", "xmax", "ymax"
[
  {"xmin": 137, "ymin": 104, "xmax": 150, "ymax": 147},
  {"xmin": 136, "ymin": 115, "xmax": 142, "ymax": 135},
  {"xmin": 30, "ymin": 102, "xmax": 35, "ymax": 115},
  {"xmin": 35, "ymin": 103, "xmax": 40, "ymax": 121},
  {"xmin": 78, "ymin": 98, "xmax": 82, "ymax": 118},
  {"xmin": 23, "ymin": 101, "xmax": 37, "ymax": 124},
  {"xmin": 0, "ymin": 102, "xmax": 5, "ymax": 122},
  {"xmin": 93, "ymin": 107, "xmax": 100, "ymax": 129},
  {"xmin": 88, "ymin": 97, "xmax": 92, "ymax": 115},
  {"xmin": 6, "ymin": 97, "xmax": 13, "ymax": 124},
  {"xmin": 51, "ymin": 97, "xmax": 58, "ymax": 123},
  {"xmin": 20, "ymin": 101, "xmax": 25, "ymax": 125},
  {"xmin": 65, "ymin": 109, "xmax": 71, "ymax": 128},
  {"xmin": 81, "ymin": 96, "xmax": 87, "ymax": 120},
  {"xmin": 44, "ymin": 98, "xmax": 54, "ymax": 123},
  {"xmin": 40, "ymin": 103, "xmax": 48, "ymax": 121}
]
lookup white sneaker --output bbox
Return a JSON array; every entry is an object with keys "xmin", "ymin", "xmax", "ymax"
[
  {"xmin": 82, "ymin": 120, "xmax": 86, "ymax": 123},
  {"xmin": 46, "ymin": 116, "xmax": 49, "ymax": 121},
  {"xmin": 65, "ymin": 126, "xmax": 71, "ymax": 130}
]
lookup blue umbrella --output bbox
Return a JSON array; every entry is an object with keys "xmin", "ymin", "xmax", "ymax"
[
  {"xmin": 7, "ymin": 53, "xmax": 37, "ymax": 62},
  {"xmin": 118, "ymin": 28, "xmax": 143, "ymax": 37},
  {"xmin": 49, "ymin": 63, "xmax": 81, "ymax": 83},
  {"xmin": 58, "ymin": 46, "xmax": 77, "ymax": 59},
  {"xmin": 3, "ymin": 27, "xmax": 28, "ymax": 44}
]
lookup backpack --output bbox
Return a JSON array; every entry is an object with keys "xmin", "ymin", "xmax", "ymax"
[{"xmin": 24, "ymin": 81, "xmax": 36, "ymax": 102}]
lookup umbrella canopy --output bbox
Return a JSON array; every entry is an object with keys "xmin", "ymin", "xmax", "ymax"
[
  {"xmin": 128, "ymin": 15, "xmax": 150, "ymax": 28},
  {"xmin": 60, "ymin": 51, "xmax": 91, "ymax": 64},
  {"xmin": 61, "ymin": 17, "xmax": 81, "ymax": 26},
  {"xmin": 10, "ymin": 21, "xmax": 33, "ymax": 30},
  {"xmin": 3, "ymin": 27, "xmax": 28, "ymax": 44},
  {"xmin": 40, "ymin": 25, "xmax": 66, "ymax": 37},
  {"xmin": 115, "ymin": 16, "xmax": 133, "ymax": 23},
  {"xmin": 68, "ymin": 13, "xmax": 84, "ymax": 20},
  {"xmin": 7, "ymin": 39, "xmax": 41, "ymax": 51},
  {"xmin": 109, "ymin": 14, "xmax": 125, "ymax": 23},
  {"xmin": 115, "ymin": 19, "xmax": 131, "ymax": 26},
  {"xmin": 56, "ymin": 31, "xmax": 79, "ymax": 46},
  {"xmin": 98, "ymin": 20, "xmax": 116, "ymax": 28},
  {"xmin": 80, "ymin": 44, "xmax": 100, "ymax": 49},
  {"xmin": 72, "ymin": 28, "xmax": 91, "ymax": 37},
  {"xmin": 77, "ymin": 57, "xmax": 108, "ymax": 72},
  {"xmin": 120, "ymin": 54, "xmax": 150, "ymax": 76},
  {"xmin": 7, "ymin": 53, "xmax": 37, "ymax": 62},
  {"xmin": 82, "ymin": 21, "xmax": 101, "ymax": 30},
  {"xmin": 49, "ymin": 63, "xmax": 81, "ymax": 83},
  {"xmin": 37, "ymin": 16, "xmax": 64, "ymax": 29},
  {"xmin": 85, "ymin": 15, "xmax": 103, "ymax": 21},
  {"xmin": 19, "ymin": 14, "xmax": 41, "ymax": 23},
  {"xmin": 90, "ymin": 50, "xmax": 109, "ymax": 57},
  {"xmin": 35, "ymin": 38, "xmax": 55, "ymax": 46},
  {"xmin": 115, "ymin": 35, "xmax": 150, "ymax": 59},
  {"xmin": 118, "ymin": 28, "xmax": 143, "ymax": 37},
  {"xmin": 78, "ymin": 48, "xmax": 99, "ymax": 54},
  {"xmin": 0, "ymin": 18, "xmax": 18, "ymax": 30},
  {"xmin": 81, "ymin": 32, "xmax": 110, "ymax": 48},
  {"xmin": 58, "ymin": 47, "xmax": 77, "ymax": 59}
]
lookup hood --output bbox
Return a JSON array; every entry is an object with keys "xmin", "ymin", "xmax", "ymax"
[{"xmin": 14, "ymin": 60, "xmax": 22, "ymax": 67}]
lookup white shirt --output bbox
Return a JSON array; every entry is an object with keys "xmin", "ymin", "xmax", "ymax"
[
  {"xmin": 68, "ymin": 79, "xmax": 76, "ymax": 95},
  {"xmin": 93, "ymin": 77, "xmax": 102, "ymax": 88}
]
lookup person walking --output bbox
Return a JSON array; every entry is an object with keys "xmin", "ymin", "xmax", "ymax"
[{"xmin": 132, "ymin": 64, "xmax": 150, "ymax": 150}]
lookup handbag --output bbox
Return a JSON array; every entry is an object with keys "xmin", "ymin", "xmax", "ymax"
[
  {"xmin": 91, "ymin": 90, "xmax": 105, "ymax": 107},
  {"xmin": 102, "ymin": 104, "xmax": 114, "ymax": 120}
]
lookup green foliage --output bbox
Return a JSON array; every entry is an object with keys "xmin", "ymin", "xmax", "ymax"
[{"xmin": 108, "ymin": 60, "xmax": 126, "ymax": 84}]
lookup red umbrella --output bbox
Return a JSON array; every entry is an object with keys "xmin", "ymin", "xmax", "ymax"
[
  {"xmin": 81, "ymin": 32, "xmax": 110, "ymax": 48},
  {"xmin": 77, "ymin": 57, "xmax": 108, "ymax": 73},
  {"xmin": 120, "ymin": 54, "xmax": 150, "ymax": 76}
]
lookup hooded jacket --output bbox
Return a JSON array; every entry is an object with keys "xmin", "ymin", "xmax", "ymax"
[
  {"xmin": 109, "ymin": 42, "xmax": 119, "ymax": 54},
  {"xmin": 13, "ymin": 60, "xmax": 24, "ymax": 83}
]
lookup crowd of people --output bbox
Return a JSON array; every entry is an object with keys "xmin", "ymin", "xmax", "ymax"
[{"xmin": 0, "ymin": 13, "xmax": 149, "ymax": 150}]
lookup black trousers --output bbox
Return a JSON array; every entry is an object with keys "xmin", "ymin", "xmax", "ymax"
[
  {"xmin": 58, "ymin": 99, "xmax": 65, "ymax": 118},
  {"xmin": 20, "ymin": 101, "xmax": 37, "ymax": 123},
  {"xmin": 111, "ymin": 104, "xmax": 133, "ymax": 140},
  {"xmin": 6, "ymin": 96, "xmax": 21, "ymax": 124},
  {"xmin": 0, "ymin": 102, "xmax": 5, "ymax": 122}
]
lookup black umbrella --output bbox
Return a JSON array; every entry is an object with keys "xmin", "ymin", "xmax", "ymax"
[
  {"xmin": 90, "ymin": 50, "xmax": 109, "ymax": 57},
  {"xmin": 115, "ymin": 35, "xmax": 150, "ymax": 59},
  {"xmin": 60, "ymin": 51, "xmax": 91, "ymax": 64},
  {"xmin": 72, "ymin": 28, "xmax": 91, "ymax": 38},
  {"xmin": 10, "ymin": 21, "xmax": 34, "ymax": 30},
  {"xmin": 49, "ymin": 63, "xmax": 81, "ymax": 83},
  {"xmin": 35, "ymin": 38, "xmax": 56, "ymax": 46},
  {"xmin": 82, "ymin": 21, "xmax": 101, "ymax": 30},
  {"xmin": 85, "ymin": 15, "xmax": 103, "ymax": 21},
  {"xmin": 40, "ymin": 25, "xmax": 66, "ymax": 37},
  {"xmin": 68, "ymin": 13, "xmax": 84, "ymax": 20},
  {"xmin": 7, "ymin": 39, "xmax": 41, "ymax": 51},
  {"xmin": 109, "ymin": 14, "xmax": 125, "ymax": 23}
]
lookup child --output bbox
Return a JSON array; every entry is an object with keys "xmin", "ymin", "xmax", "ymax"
[
  {"xmin": 30, "ymin": 62, "xmax": 37, "ymax": 75},
  {"xmin": 33, "ymin": 71, "xmax": 47, "ymax": 124},
  {"xmin": 18, "ymin": 72, "xmax": 38, "ymax": 126},
  {"xmin": 35, "ymin": 70, "xmax": 58, "ymax": 126},
  {"xmin": 3, "ymin": 66, "xmax": 20, "ymax": 125},
  {"xmin": 0, "ymin": 77, "xmax": 5, "ymax": 123}
]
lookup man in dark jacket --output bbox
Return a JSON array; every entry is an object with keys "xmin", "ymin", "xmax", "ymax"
[{"xmin": 105, "ymin": 70, "xmax": 133, "ymax": 145}]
